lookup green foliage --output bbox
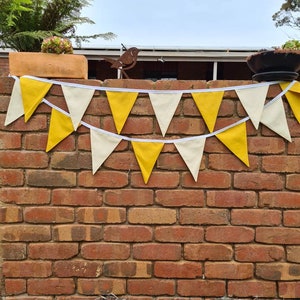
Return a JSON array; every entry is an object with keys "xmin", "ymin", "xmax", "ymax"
[
  {"xmin": 272, "ymin": 0, "xmax": 300, "ymax": 29},
  {"xmin": 0, "ymin": 0, "xmax": 116, "ymax": 52},
  {"xmin": 282, "ymin": 39, "xmax": 300, "ymax": 49}
]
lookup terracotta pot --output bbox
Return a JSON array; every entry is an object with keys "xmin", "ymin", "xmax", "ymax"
[
  {"xmin": 9, "ymin": 52, "xmax": 88, "ymax": 79},
  {"xmin": 246, "ymin": 49, "xmax": 300, "ymax": 81}
]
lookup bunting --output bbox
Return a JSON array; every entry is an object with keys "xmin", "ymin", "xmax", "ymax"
[
  {"xmin": 192, "ymin": 91, "xmax": 224, "ymax": 132},
  {"xmin": 216, "ymin": 122, "xmax": 249, "ymax": 166},
  {"xmin": 149, "ymin": 92, "xmax": 182, "ymax": 136},
  {"xmin": 131, "ymin": 141, "xmax": 164, "ymax": 183},
  {"xmin": 235, "ymin": 85, "xmax": 269, "ymax": 129},
  {"xmin": 4, "ymin": 75, "xmax": 298, "ymax": 184},
  {"xmin": 20, "ymin": 77, "xmax": 52, "ymax": 122},
  {"xmin": 5, "ymin": 78, "xmax": 24, "ymax": 126},
  {"xmin": 62, "ymin": 85, "xmax": 95, "ymax": 130},
  {"xmin": 106, "ymin": 91, "xmax": 138, "ymax": 133},
  {"xmin": 46, "ymin": 109, "xmax": 74, "ymax": 152}
]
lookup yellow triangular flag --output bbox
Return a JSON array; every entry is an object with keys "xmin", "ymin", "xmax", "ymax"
[
  {"xmin": 46, "ymin": 109, "xmax": 74, "ymax": 152},
  {"xmin": 216, "ymin": 122, "xmax": 249, "ymax": 166},
  {"xmin": 131, "ymin": 141, "xmax": 164, "ymax": 184},
  {"xmin": 20, "ymin": 77, "xmax": 52, "ymax": 122},
  {"xmin": 106, "ymin": 91, "xmax": 138, "ymax": 133},
  {"xmin": 192, "ymin": 91, "xmax": 224, "ymax": 132},
  {"xmin": 280, "ymin": 82, "xmax": 300, "ymax": 123}
]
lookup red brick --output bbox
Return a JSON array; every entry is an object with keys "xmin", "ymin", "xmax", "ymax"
[
  {"xmin": 206, "ymin": 226, "xmax": 254, "ymax": 243},
  {"xmin": 286, "ymin": 174, "xmax": 300, "ymax": 190},
  {"xmin": 52, "ymin": 188, "xmax": 102, "ymax": 206},
  {"xmin": 81, "ymin": 243, "xmax": 130, "ymax": 260},
  {"xmin": 122, "ymin": 117, "xmax": 154, "ymax": 135},
  {"xmin": 248, "ymin": 136, "xmax": 285, "ymax": 154},
  {"xmin": 1, "ymin": 243, "xmax": 26, "ymax": 260},
  {"xmin": 0, "ymin": 188, "xmax": 50, "ymax": 204},
  {"xmin": 155, "ymin": 226, "xmax": 204, "ymax": 243},
  {"xmin": 177, "ymin": 280, "xmax": 225, "ymax": 297},
  {"xmin": 180, "ymin": 208, "xmax": 229, "ymax": 225},
  {"xmin": 53, "ymin": 260, "xmax": 102, "ymax": 277},
  {"xmin": 0, "ymin": 151, "xmax": 48, "ymax": 168},
  {"xmin": 284, "ymin": 210, "xmax": 300, "ymax": 226},
  {"xmin": 263, "ymin": 155, "xmax": 300, "ymax": 172},
  {"xmin": 235, "ymin": 245, "xmax": 284, "ymax": 262},
  {"xmin": 256, "ymin": 263, "xmax": 300, "ymax": 280},
  {"xmin": 288, "ymin": 137, "xmax": 300, "ymax": 154},
  {"xmin": 53, "ymin": 225, "xmax": 102, "ymax": 241},
  {"xmin": 104, "ymin": 152, "xmax": 138, "ymax": 170},
  {"xmin": 287, "ymin": 246, "xmax": 300, "ymax": 263},
  {"xmin": 28, "ymin": 243, "xmax": 78, "ymax": 259},
  {"xmin": 234, "ymin": 173, "xmax": 283, "ymax": 190},
  {"xmin": 182, "ymin": 171, "xmax": 231, "ymax": 188},
  {"xmin": 104, "ymin": 225, "xmax": 153, "ymax": 242},
  {"xmin": 128, "ymin": 208, "xmax": 176, "ymax": 224},
  {"xmin": 50, "ymin": 152, "xmax": 91, "ymax": 170},
  {"xmin": 231, "ymin": 209, "xmax": 281, "ymax": 225},
  {"xmin": 0, "ymin": 225, "xmax": 51, "ymax": 242},
  {"xmin": 28, "ymin": 278, "xmax": 75, "ymax": 295},
  {"xmin": 128, "ymin": 279, "xmax": 175, "ymax": 296},
  {"xmin": 133, "ymin": 243, "xmax": 181, "ymax": 260},
  {"xmin": 0, "ymin": 132, "xmax": 21, "ymax": 149},
  {"xmin": 207, "ymin": 190, "xmax": 256, "ymax": 207},
  {"xmin": 0, "ymin": 206, "xmax": 22, "ymax": 223},
  {"xmin": 77, "ymin": 278, "xmax": 126, "ymax": 296},
  {"xmin": 78, "ymin": 170, "xmax": 128, "ymax": 188},
  {"xmin": 104, "ymin": 189, "xmax": 153, "ymax": 206},
  {"xmin": 279, "ymin": 282, "xmax": 300, "ymax": 298},
  {"xmin": 3, "ymin": 114, "xmax": 47, "ymax": 131},
  {"xmin": 104, "ymin": 261, "xmax": 151, "ymax": 278},
  {"xmin": 27, "ymin": 170, "xmax": 76, "ymax": 187},
  {"xmin": 24, "ymin": 207, "xmax": 74, "ymax": 223},
  {"xmin": 228, "ymin": 280, "xmax": 276, "ymax": 298},
  {"xmin": 157, "ymin": 153, "xmax": 193, "ymax": 170},
  {"xmin": 24, "ymin": 133, "xmax": 49, "ymax": 150},
  {"xmin": 131, "ymin": 171, "xmax": 180, "ymax": 188},
  {"xmin": 0, "ymin": 169, "xmax": 24, "ymax": 186},
  {"xmin": 184, "ymin": 244, "xmax": 233, "ymax": 261},
  {"xmin": 3, "ymin": 261, "xmax": 51, "ymax": 277},
  {"xmin": 205, "ymin": 262, "xmax": 253, "ymax": 279},
  {"xmin": 256, "ymin": 227, "xmax": 300, "ymax": 244},
  {"xmin": 77, "ymin": 207, "xmax": 126, "ymax": 223},
  {"xmin": 154, "ymin": 262, "xmax": 202, "ymax": 278},
  {"xmin": 260, "ymin": 191, "xmax": 300, "ymax": 208},
  {"xmin": 5, "ymin": 279, "xmax": 26, "ymax": 295},
  {"xmin": 155, "ymin": 190, "xmax": 204, "ymax": 207}
]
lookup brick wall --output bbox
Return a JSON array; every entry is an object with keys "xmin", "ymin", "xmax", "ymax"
[
  {"xmin": 0, "ymin": 58, "xmax": 9, "ymax": 77},
  {"xmin": 1, "ymin": 76, "xmax": 300, "ymax": 299}
]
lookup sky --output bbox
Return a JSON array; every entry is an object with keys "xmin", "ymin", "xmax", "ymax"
[{"xmin": 76, "ymin": 0, "xmax": 300, "ymax": 49}]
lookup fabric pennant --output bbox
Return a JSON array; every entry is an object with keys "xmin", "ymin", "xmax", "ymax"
[
  {"xmin": 174, "ymin": 138, "xmax": 206, "ymax": 181},
  {"xmin": 5, "ymin": 78, "xmax": 24, "ymax": 126},
  {"xmin": 90, "ymin": 129, "xmax": 122, "ymax": 174},
  {"xmin": 149, "ymin": 92, "xmax": 182, "ymax": 136},
  {"xmin": 280, "ymin": 82, "xmax": 300, "ymax": 123},
  {"xmin": 131, "ymin": 141, "xmax": 164, "ymax": 184},
  {"xmin": 236, "ymin": 85, "xmax": 269, "ymax": 129},
  {"xmin": 192, "ymin": 91, "xmax": 224, "ymax": 132},
  {"xmin": 20, "ymin": 77, "xmax": 52, "ymax": 122},
  {"xmin": 261, "ymin": 97, "xmax": 291, "ymax": 142},
  {"xmin": 62, "ymin": 85, "xmax": 95, "ymax": 130},
  {"xmin": 46, "ymin": 109, "xmax": 74, "ymax": 152},
  {"xmin": 106, "ymin": 91, "xmax": 138, "ymax": 134},
  {"xmin": 216, "ymin": 122, "xmax": 249, "ymax": 166}
]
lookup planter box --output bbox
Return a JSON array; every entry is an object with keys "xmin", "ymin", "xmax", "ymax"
[{"xmin": 9, "ymin": 52, "xmax": 88, "ymax": 79}]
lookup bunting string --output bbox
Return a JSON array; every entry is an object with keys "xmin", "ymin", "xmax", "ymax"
[{"xmin": 4, "ymin": 75, "xmax": 299, "ymax": 183}]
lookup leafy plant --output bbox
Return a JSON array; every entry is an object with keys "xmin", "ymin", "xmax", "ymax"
[
  {"xmin": 41, "ymin": 36, "xmax": 73, "ymax": 54},
  {"xmin": 0, "ymin": 0, "xmax": 116, "ymax": 52}
]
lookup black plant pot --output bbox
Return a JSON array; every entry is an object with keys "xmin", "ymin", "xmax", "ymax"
[{"xmin": 246, "ymin": 50, "xmax": 300, "ymax": 82}]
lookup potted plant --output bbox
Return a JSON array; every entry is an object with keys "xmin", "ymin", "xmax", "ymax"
[{"xmin": 246, "ymin": 40, "xmax": 300, "ymax": 82}]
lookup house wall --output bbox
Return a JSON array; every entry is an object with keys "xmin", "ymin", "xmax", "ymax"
[{"xmin": 1, "ymin": 76, "xmax": 300, "ymax": 299}]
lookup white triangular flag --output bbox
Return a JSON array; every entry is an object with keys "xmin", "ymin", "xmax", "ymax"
[
  {"xmin": 261, "ymin": 97, "xmax": 291, "ymax": 142},
  {"xmin": 90, "ymin": 129, "xmax": 122, "ymax": 174},
  {"xmin": 236, "ymin": 85, "xmax": 269, "ymax": 129},
  {"xmin": 62, "ymin": 85, "xmax": 95, "ymax": 130},
  {"xmin": 149, "ymin": 93, "xmax": 182, "ymax": 136},
  {"xmin": 5, "ymin": 78, "xmax": 24, "ymax": 126},
  {"xmin": 174, "ymin": 137, "xmax": 206, "ymax": 181}
]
